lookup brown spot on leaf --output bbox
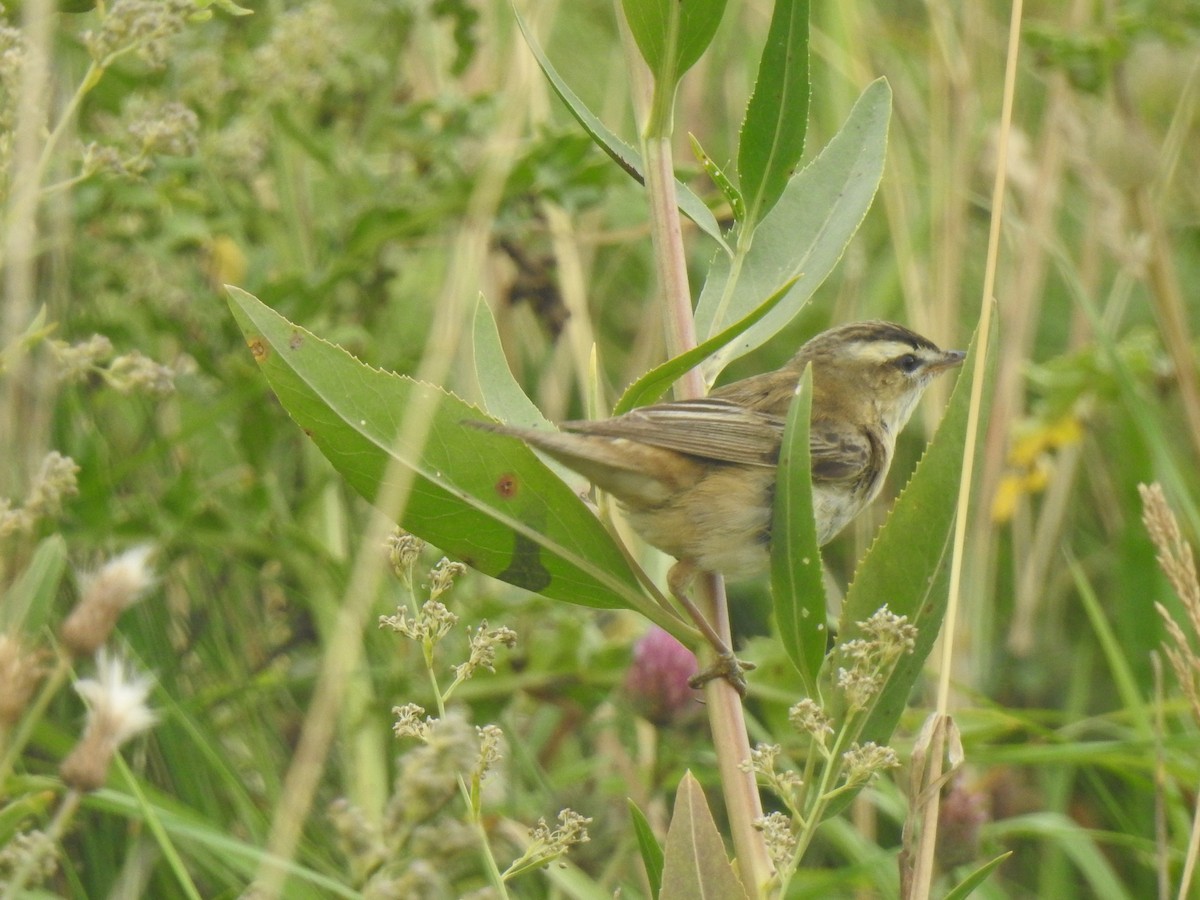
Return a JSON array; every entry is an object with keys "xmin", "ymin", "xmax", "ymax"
[
  {"xmin": 495, "ymin": 473, "xmax": 519, "ymax": 499},
  {"xmin": 289, "ymin": 331, "xmax": 304, "ymax": 350},
  {"xmin": 248, "ymin": 338, "xmax": 268, "ymax": 362}
]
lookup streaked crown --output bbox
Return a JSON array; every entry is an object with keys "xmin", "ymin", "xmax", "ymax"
[{"xmin": 793, "ymin": 320, "xmax": 965, "ymax": 432}]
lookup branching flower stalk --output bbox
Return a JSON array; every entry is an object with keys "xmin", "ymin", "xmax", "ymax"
[
  {"xmin": 743, "ymin": 605, "xmax": 915, "ymax": 894},
  {"xmin": 500, "ymin": 809, "xmax": 594, "ymax": 882},
  {"xmin": 48, "ymin": 334, "xmax": 178, "ymax": 396},
  {"xmin": 2, "ymin": 0, "xmax": 195, "ymax": 227},
  {"xmin": 380, "ymin": 533, "xmax": 587, "ymax": 896},
  {"xmin": 0, "ymin": 450, "xmax": 79, "ymax": 539},
  {"xmin": 380, "ymin": 547, "xmax": 510, "ymax": 896}
]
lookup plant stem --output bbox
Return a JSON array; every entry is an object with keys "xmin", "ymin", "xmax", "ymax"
[
  {"xmin": 698, "ymin": 575, "xmax": 774, "ymax": 895},
  {"xmin": 1177, "ymin": 775, "xmax": 1200, "ymax": 900},
  {"xmin": 249, "ymin": 28, "xmax": 530, "ymax": 896},
  {"xmin": 915, "ymin": 0, "xmax": 1024, "ymax": 894},
  {"xmin": 632, "ymin": 60, "xmax": 774, "ymax": 900},
  {"xmin": 0, "ymin": 788, "xmax": 81, "ymax": 900},
  {"xmin": 0, "ymin": 648, "xmax": 72, "ymax": 787},
  {"xmin": 642, "ymin": 139, "xmax": 701, "ymax": 385},
  {"xmin": 1115, "ymin": 52, "xmax": 1200, "ymax": 468}
]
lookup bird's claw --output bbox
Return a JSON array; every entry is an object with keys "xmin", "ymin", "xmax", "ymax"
[{"xmin": 689, "ymin": 651, "xmax": 756, "ymax": 697}]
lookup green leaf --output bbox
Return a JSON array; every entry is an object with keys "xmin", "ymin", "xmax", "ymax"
[
  {"xmin": 771, "ymin": 365, "xmax": 826, "ymax": 693},
  {"xmin": 468, "ymin": 292, "xmax": 551, "ymax": 428},
  {"xmin": 225, "ymin": 287, "xmax": 681, "ymax": 628},
  {"xmin": 1070, "ymin": 286, "xmax": 1200, "ymax": 538},
  {"xmin": 737, "ymin": 0, "xmax": 810, "ymax": 228},
  {"xmin": 943, "ymin": 851, "xmax": 1014, "ymax": 900},
  {"xmin": 690, "ymin": 133, "xmax": 744, "ymax": 223},
  {"xmin": 0, "ymin": 535, "xmax": 68, "ymax": 632},
  {"xmin": 695, "ymin": 78, "xmax": 891, "ymax": 382},
  {"xmin": 513, "ymin": 5, "xmax": 730, "ymax": 254},
  {"xmin": 613, "ymin": 274, "xmax": 799, "ymax": 415},
  {"xmin": 660, "ymin": 772, "xmax": 749, "ymax": 900},
  {"xmin": 830, "ymin": 322, "xmax": 995, "ymax": 747},
  {"xmin": 621, "ymin": 0, "xmax": 728, "ymax": 88},
  {"xmin": 0, "ymin": 789, "xmax": 54, "ymax": 839},
  {"xmin": 989, "ymin": 812, "xmax": 1133, "ymax": 900},
  {"xmin": 468, "ymin": 293, "xmax": 587, "ymax": 491},
  {"xmin": 628, "ymin": 799, "xmax": 665, "ymax": 898},
  {"xmin": 1069, "ymin": 554, "xmax": 1153, "ymax": 735},
  {"xmin": 209, "ymin": 0, "xmax": 254, "ymax": 15}
]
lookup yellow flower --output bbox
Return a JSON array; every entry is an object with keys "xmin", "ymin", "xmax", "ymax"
[
  {"xmin": 991, "ymin": 460, "xmax": 1052, "ymax": 523},
  {"xmin": 993, "ymin": 413, "xmax": 1083, "ymax": 523}
]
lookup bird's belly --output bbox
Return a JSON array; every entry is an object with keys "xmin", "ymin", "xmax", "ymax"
[
  {"xmin": 621, "ymin": 466, "xmax": 877, "ymax": 579},
  {"xmin": 622, "ymin": 465, "xmax": 774, "ymax": 581}
]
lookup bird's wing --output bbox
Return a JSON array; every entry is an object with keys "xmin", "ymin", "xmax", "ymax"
[
  {"xmin": 809, "ymin": 419, "xmax": 874, "ymax": 486},
  {"xmin": 562, "ymin": 398, "xmax": 783, "ymax": 467}
]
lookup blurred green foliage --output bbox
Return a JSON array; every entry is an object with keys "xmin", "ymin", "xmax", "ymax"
[{"xmin": 1, "ymin": 0, "xmax": 1200, "ymax": 897}]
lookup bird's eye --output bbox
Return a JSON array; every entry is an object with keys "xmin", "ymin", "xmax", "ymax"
[{"xmin": 895, "ymin": 353, "xmax": 920, "ymax": 373}]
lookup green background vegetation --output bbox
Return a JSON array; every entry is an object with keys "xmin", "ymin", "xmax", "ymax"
[{"xmin": 3, "ymin": 0, "xmax": 1200, "ymax": 897}]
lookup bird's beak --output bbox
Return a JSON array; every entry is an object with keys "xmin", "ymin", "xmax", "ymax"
[{"xmin": 931, "ymin": 349, "xmax": 967, "ymax": 373}]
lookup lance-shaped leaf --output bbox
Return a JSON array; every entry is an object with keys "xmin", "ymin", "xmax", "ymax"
[
  {"xmin": 690, "ymin": 133, "xmax": 744, "ymax": 223},
  {"xmin": 612, "ymin": 274, "xmax": 798, "ymax": 415},
  {"xmin": 2, "ymin": 535, "xmax": 68, "ymax": 632},
  {"xmin": 226, "ymin": 288, "xmax": 683, "ymax": 632},
  {"xmin": 621, "ymin": 0, "xmax": 728, "ymax": 91},
  {"xmin": 771, "ymin": 364, "xmax": 827, "ymax": 694},
  {"xmin": 660, "ymin": 772, "xmax": 749, "ymax": 900},
  {"xmin": 696, "ymin": 79, "xmax": 891, "ymax": 382},
  {"xmin": 514, "ymin": 6, "xmax": 729, "ymax": 253},
  {"xmin": 944, "ymin": 852, "xmax": 1014, "ymax": 900},
  {"xmin": 468, "ymin": 293, "xmax": 551, "ymax": 429},
  {"xmin": 738, "ymin": 0, "xmax": 810, "ymax": 228},
  {"xmin": 627, "ymin": 800, "xmax": 664, "ymax": 899},
  {"xmin": 828, "ymin": 322, "xmax": 995, "ymax": 748},
  {"xmin": 468, "ymin": 294, "xmax": 586, "ymax": 492}
]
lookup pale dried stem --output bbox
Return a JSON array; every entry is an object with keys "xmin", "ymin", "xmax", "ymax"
[
  {"xmin": 1008, "ymin": 442, "xmax": 1082, "ymax": 656},
  {"xmin": 249, "ymin": 30, "xmax": 533, "ymax": 900},
  {"xmin": 912, "ymin": 0, "xmax": 1025, "ymax": 896},
  {"xmin": 1179, "ymin": 786, "xmax": 1200, "ymax": 900},
  {"xmin": 1118, "ymin": 52, "xmax": 1200, "ymax": 467},
  {"xmin": 1154, "ymin": 654, "xmax": 1171, "ymax": 900},
  {"xmin": 1, "ymin": 0, "xmax": 53, "ymax": 487}
]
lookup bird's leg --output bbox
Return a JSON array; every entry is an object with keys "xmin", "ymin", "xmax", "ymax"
[{"xmin": 668, "ymin": 561, "xmax": 755, "ymax": 697}]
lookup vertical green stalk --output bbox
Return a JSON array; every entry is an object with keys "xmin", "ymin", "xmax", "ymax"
[
  {"xmin": 617, "ymin": 5, "xmax": 773, "ymax": 894},
  {"xmin": 1, "ymin": 0, "xmax": 52, "ymax": 488}
]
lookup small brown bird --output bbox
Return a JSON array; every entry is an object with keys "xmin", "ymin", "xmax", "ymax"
[
  {"xmin": 480, "ymin": 321, "xmax": 965, "ymax": 585},
  {"xmin": 477, "ymin": 321, "xmax": 964, "ymax": 692}
]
